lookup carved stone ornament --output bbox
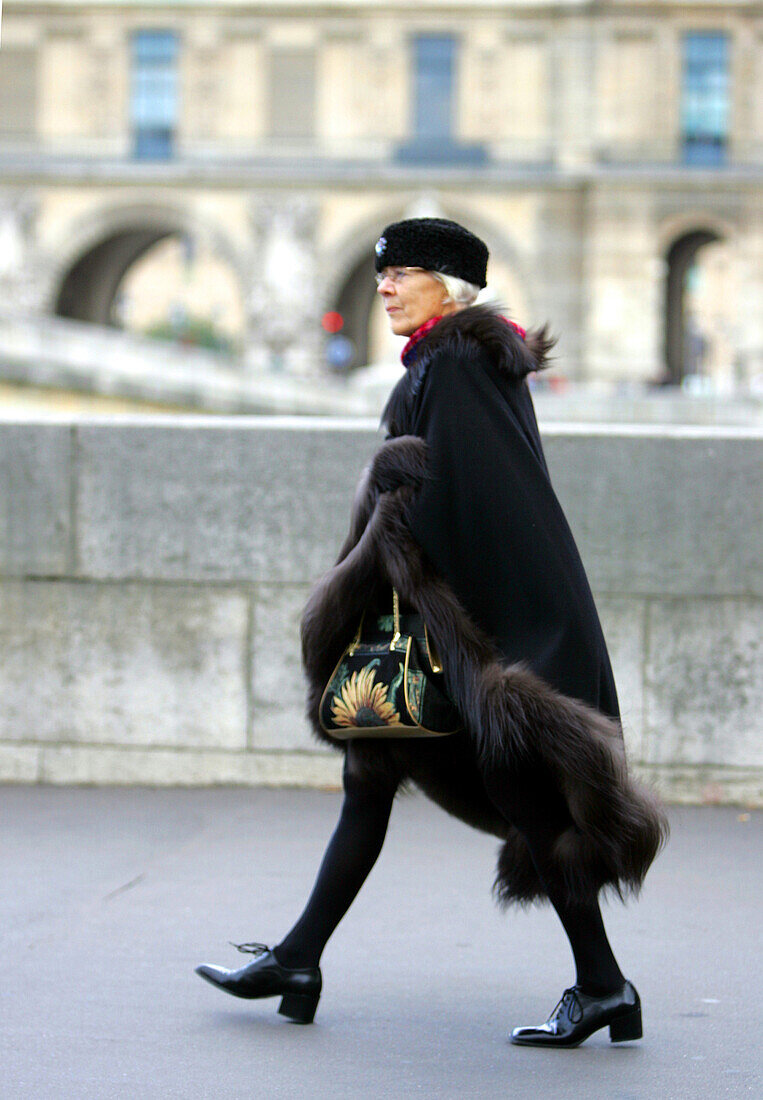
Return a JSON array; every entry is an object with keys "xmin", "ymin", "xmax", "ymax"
[{"xmin": 245, "ymin": 195, "xmax": 320, "ymax": 365}]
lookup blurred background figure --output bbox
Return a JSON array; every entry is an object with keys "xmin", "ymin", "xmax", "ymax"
[{"xmin": 0, "ymin": 1, "xmax": 760, "ymax": 414}]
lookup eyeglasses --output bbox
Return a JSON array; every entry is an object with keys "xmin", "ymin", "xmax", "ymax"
[{"xmin": 374, "ymin": 267, "xmax": 425, "ymax": 287}]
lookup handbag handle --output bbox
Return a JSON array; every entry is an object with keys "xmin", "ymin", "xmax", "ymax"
[
  {"xmin": 389, "ymin": 588, "xmax": 402, "ymax": 651},
  {"xmin": 347, "ymin": 588, "xmax": 442, "ymax": 672},
  {"xmin": 347, "ymin": 587, "xmax": 401, "ymax": 656}
]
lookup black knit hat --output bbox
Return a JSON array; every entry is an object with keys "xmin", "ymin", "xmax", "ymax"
[{"xmin": 374, "ymin": 217, "xmax": 489, "ymax": 289}]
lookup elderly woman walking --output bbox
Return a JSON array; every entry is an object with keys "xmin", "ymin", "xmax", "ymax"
[{"xmin": 196, "ymin": 217, "xmax": 666, "ymax": 1047}]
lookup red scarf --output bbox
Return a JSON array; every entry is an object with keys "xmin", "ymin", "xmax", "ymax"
[{"xmin": 402, "ymin": 314, "xmax": 526, "ymax": 367}]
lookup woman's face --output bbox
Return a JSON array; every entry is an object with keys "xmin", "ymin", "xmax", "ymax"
[{"xmin": 376, "ymin": 267, "xmax": 457, "ymax": 337}]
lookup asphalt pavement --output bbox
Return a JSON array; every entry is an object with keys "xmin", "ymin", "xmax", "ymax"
[{"xmin": 2, "ymin": 785, "xmax": 759, "ymax": 1099}]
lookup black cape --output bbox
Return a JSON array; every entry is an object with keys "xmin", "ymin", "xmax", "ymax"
[
  {"xmin": 300, "ymin": 305, "xmax": 666, "ymax": 907},
  {"xmin": 382, "ymin": 305, "xmax": 620, "ymax": 720}
]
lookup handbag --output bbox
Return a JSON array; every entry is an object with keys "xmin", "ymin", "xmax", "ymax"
[{"xmin": 318, "ymin": 588, "xmax": 462, "ymax": 739}]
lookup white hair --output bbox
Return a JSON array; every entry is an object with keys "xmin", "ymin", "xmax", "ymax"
[{"xmin": 431, "ymin": 271, "xmax": 480, "ymax": 307}]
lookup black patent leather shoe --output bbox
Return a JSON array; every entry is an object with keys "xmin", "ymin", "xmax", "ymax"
[
  {"xmin": 510, "ymin": 980, "xmax": 642, "ymax": 1047},
  {"xmin": 195, "ymin": 942, "xmax": 321, "ymax": 1024}
]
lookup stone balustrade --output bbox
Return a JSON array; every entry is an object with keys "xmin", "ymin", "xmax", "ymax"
[{"xmin": 1, "ymin": 415, "xmax": 760, "ymax": 804}]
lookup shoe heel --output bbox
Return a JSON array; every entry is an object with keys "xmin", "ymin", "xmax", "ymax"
[
  {"xmin": 609, "ymin": 1007, "xmax": 642, "ymax": 1042},
  {"xmin": 278, "ymin": 991, "xmax": 319, "ymax": 1024}
]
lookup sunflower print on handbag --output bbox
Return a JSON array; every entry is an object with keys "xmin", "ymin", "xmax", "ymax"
[{"xmin": 318, "ymin": 589, "xmax": 462, "ymax": 739}]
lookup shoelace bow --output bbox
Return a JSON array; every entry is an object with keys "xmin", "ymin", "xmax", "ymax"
[
  {"xmin": 230, "ymin": 941, "xmax": 270, "ymax": 956},
  {"xmin": 548, "ymin": 987, "xmax": 584, "ymax": 1032}
]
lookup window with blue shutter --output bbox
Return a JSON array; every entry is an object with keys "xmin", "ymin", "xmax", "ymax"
[
  {"xmin": 413, "ymin": 35, "xmax": 456, "ymax": 142},
  {"xmin": 681, "ymin": 32, "xmax": 729, "ymax": 166},
  {"xmin": 396, "ymin": 33, "xmax": 485, "ymax": 165},
  {"xmin": 131, "ymin": 30, "xmax": 179, "ymax": 160}
]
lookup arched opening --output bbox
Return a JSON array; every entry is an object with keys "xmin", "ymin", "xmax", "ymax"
[
  {"xmin": 327, "ymin": 251, "xmax": 379, "ymax": 370},
  {"xmin": 56, "ymin": 229, "xmax": 174, "ymax": 326},
  {"xmin": 55, "ymin": 227, "xmax": 245, "ymax": 355},
  {"xmin": 663, "ymin": 229, "xmax": 738, "ymax": 387}
]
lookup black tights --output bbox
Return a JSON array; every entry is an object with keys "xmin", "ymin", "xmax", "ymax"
[
  {"xmin": 481, "ymin": 765, "xmax": 626, "ymax": 997},
  {"xmin": 274, "ymin": 757, "xmax": 624, "ymax": 995},
  {"xmin": 274, "ymin": 760, "xmax": 396, "ymax": 971}
]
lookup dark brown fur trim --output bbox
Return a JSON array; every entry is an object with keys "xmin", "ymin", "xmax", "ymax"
[
  {"xmin": 300, "ymin": 436, "xmax": 668, "ymax": 906},
  {"xmin": 413, "ymin": 303, "xmax": 557, "ymax": 378},
  {"xmin": 368, "ymin": 434, "xmax": 430, "ymax": 494},
  {"xmin": 333, "ymin": 436, "xmax": 429, "ymax": 565},
  {"xmin": 523, "ymin": 323, "xmax": 557, "ymax": 371}
]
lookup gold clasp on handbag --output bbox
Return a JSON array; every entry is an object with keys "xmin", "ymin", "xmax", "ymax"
[{"xmin": 389, "ymin": 588, "xmax": 402, "ymax": 651}]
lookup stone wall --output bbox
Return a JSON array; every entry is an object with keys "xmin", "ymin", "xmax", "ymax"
[{"xmin": 1, "ymin": 416, "xmax": 760, "ymax": 804}]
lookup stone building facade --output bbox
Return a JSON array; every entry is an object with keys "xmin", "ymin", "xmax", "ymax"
[{"xmin": 0, "ymin": 0, "xmax": 761, "ymax": 389}]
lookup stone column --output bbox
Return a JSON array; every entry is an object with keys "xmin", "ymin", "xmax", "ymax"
[
  {"xmin": 183, "ymin": 18, "xmax": 221, "ymax": 150},
  {"xmin": 534, "ymin": 186, "xmax": 587, "ymax": 379},
  {"xmin": 552, "ymin": 17, "xmax": 595, "ymax": 170},
  {"xmin": 582, "ymin": 186, "xmax": 659, "ymax": 386},
  {"xmin": 736, "ymin": 194, "xmax": 763, "ymax": 390},
  {"xmin": 88, "ymin": 24, "xmax": 124, "ymax": 155}
]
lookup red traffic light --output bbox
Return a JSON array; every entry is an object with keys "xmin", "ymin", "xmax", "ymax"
[{"xmin": 321, "ymin": 311, "xmax": 344, "ymax": 334}]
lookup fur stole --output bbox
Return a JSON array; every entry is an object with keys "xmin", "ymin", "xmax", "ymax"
[
  {"xmin": 301, "ymin": 436, "xmax": 668, "ymax": 910},
  {"xmin": 406, "ymin": 302, "xmax": 556, "ymax": 378}
]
